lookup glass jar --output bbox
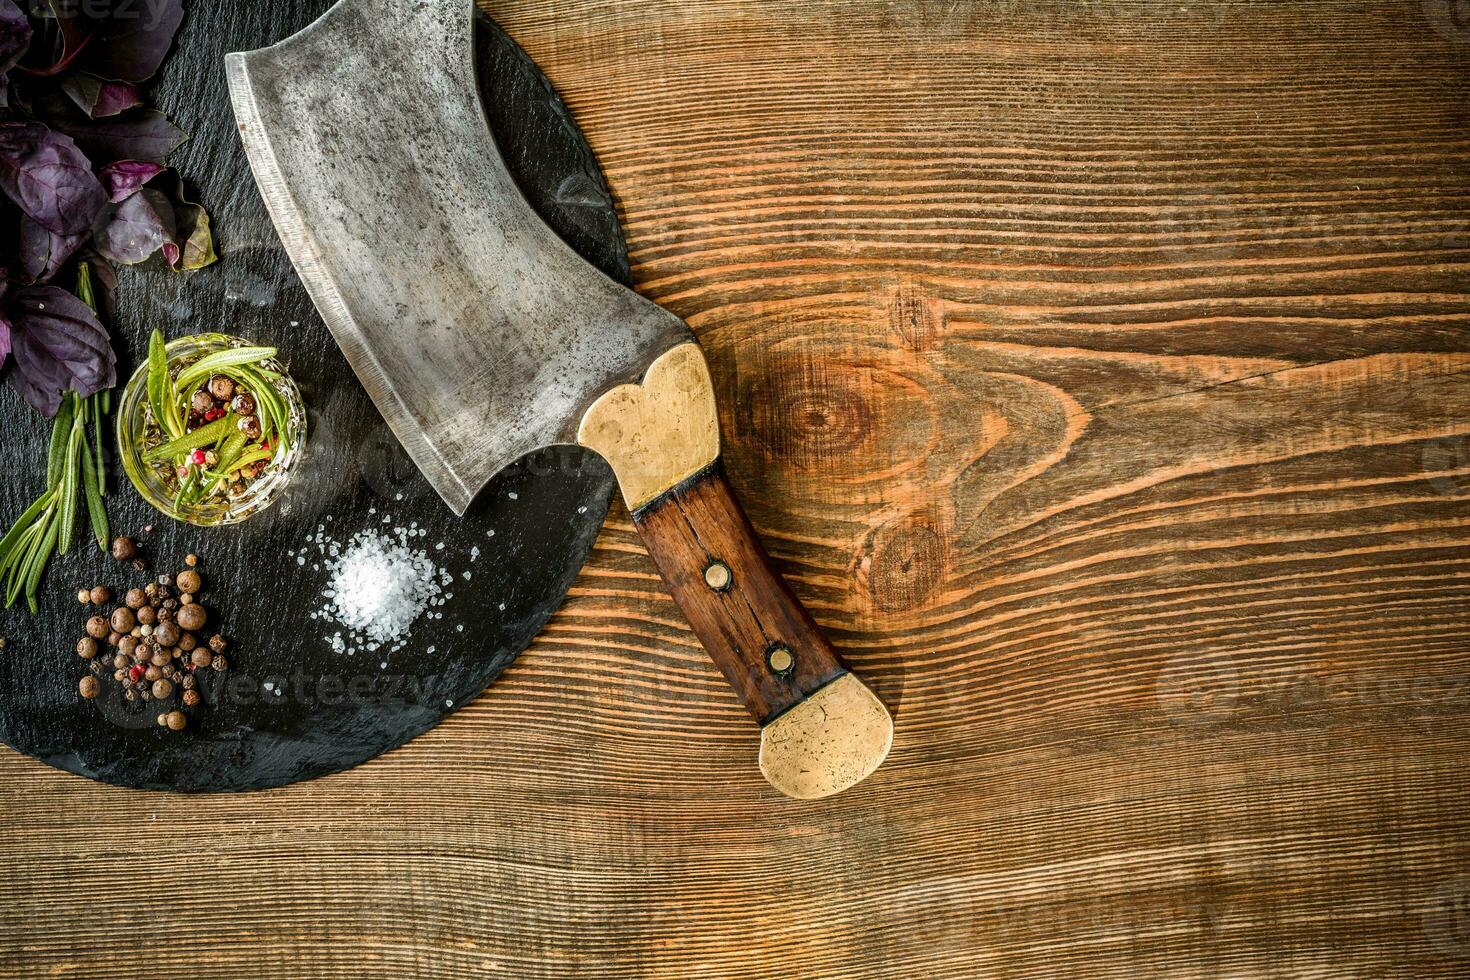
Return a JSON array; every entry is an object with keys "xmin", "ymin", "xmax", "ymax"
[{"xmin": 117, "ymin": 333, "xmax": 307, "ymax": 527}]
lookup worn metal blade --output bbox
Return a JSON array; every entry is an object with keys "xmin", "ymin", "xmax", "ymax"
[{"xmin": 226, "ymin": 0, "xmax": 689, "ymax": 516}]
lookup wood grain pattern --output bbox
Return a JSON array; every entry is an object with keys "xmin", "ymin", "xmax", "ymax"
[{"xmin": 4, "ymin": 0, "xmax": 1470, "ymax": 977}]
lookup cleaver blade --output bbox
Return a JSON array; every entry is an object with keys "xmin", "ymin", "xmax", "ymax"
[{"xmin": 226, "ymin": 0, "xmax": 689, "ymax": 517}]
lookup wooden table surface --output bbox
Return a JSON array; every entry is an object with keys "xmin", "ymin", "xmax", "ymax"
[{"xmin": 4, "ymin": 1, "xmax": 1470, "ymax": 976}]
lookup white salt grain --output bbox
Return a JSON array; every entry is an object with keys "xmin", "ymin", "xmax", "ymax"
[{"xmin": 316, "ymin": 526, "xmax": 445, "ymax": 652}]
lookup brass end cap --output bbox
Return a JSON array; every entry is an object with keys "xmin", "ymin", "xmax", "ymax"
[{"xmin": 758, "ymin": 672, "xmax": 893, "ymax": 800}]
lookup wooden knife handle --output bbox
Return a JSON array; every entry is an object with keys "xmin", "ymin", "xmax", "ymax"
[
  {"xmin": 578, "ymin": 342, "xmax": 892, "ymax": 799},
  {"xmin": 633, "ymin": 462, "xmax": 846, "ymax": 724}
]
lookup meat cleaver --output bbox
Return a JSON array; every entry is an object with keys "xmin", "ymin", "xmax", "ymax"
[{"xmin": 225, "ymin": 0, "xmax": 891, "ymax": 799}]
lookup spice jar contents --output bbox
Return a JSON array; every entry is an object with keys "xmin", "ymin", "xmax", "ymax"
[
  {"xmin": 71, "ymin": 549, "xmax": 235, "ymax": 732},
  {"xmin": 137, "ymin": 332, "xmax": 300, "ymax": 512}
]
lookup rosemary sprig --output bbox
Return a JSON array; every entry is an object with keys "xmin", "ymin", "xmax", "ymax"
[{"xmin": 0, "ymin": 266, "xmax": 111, "ymax": 613}]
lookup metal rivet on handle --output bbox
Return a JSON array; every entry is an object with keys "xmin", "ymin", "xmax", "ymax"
[
  {"xmin": 767, "ymin": 645, "xmax": 795, "ymax": 676},
  {"xmin": 704, "ymin": 561, "xmax": 732, "ymax": 591}
]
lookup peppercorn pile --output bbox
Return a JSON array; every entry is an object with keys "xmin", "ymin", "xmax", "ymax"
[
  {"xmin": 174, "ymin": 374, "xmax": 271, "ymax": 499},
  {"xmin": 75, "ymin": 539, "xmax": 232, "ymax": 732}
]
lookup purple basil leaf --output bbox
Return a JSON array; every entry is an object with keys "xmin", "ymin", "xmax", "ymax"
[
  {"xmin": 19, "ymin": 214, "xmax": 86, "ymax": 282},
  {"xmin": 83, "ymin": 0, "xmax": 184, "ymax": 83},
  {"xmin": 0, "ymin": 311, "xmax": 10, "ymax": 372},
  {"xmin": 6, "ymin": 284, "xmax": 115, "ymax": 415},
  {"xmin": 60, "ymin": 74, "xmax": 144, "ymax": 118},
  {"xmin": 0, "ymin": 122, "xmax": 108, "ymax": 235},
  {"xmin": 0, "ymin": 0, "xmax": 26, "ymax": 76},
  {"xmin": 46, "ymin": 107, "xmax": 185, "ymax": 165},
  {"xmin": 156, "ymin": 171, "xmax": 215, "ymax": 271},
  {"xmin": 97, "ymin": 159, "xmax": 164, "ymax": 202},
  {"xmin": 93, "ymin": 186, "xmax": 174, "ymax": 265}
]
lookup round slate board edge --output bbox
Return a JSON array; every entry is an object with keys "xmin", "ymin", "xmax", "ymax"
[{"xmin": 0, "ymin": 6, "xmax": 625, "ymax": 793}]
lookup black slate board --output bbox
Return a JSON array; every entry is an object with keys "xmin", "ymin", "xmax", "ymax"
[{"xmin": 0, "ymin": 3, "xmax": 624, "ymax": 791}]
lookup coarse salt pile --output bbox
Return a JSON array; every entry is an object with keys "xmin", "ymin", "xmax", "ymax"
[{"xmin": 295, "ymin": 520, "xmax": 455, "ymax": 657}]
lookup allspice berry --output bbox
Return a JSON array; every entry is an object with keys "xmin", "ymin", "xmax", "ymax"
[
  {"xmin": 125, "ymin": 588, "xmax": 147, "ymax": 610},
  {"xmin": 110, "ymin": 608, "xmax": 136, "ymax": 634},
  {"xmin": 118, "ymin": 635, "xmax": 138, "ymax": 658},
  {"xmin": 190, "ymin": 649, "xmax": 212, "ymax": 668},
  {"xmin": 145, "ymin": 666, "xmax": 163, "ymax": 683},
  {"xmin": 182, "ymin": 690, "xmax": 201, "ymax": 707},
  {"xmin": 136, "ymin": 605, "xmax": 157, "ymax": 626},
  {"xmin": 176, "ymin": 603, "xmax": 206, "ymax": 632},
  {"xmin": 110, "ymin": 536, "xmax": 136, "ymax": 561},
  {"xmin": 89, "ymin": 586, "xmax": 111, "ymax": 605},
  {"xmin": 151, "ymin": 649, "xmax": 171, "ymax": 668},
  {"xmin": 175, "ymin": 570, "xmax": 201, "ymax": 594},
  {"xmin": 178, "ymin": 632, "xmax": 197, "ymax": 652},
  {"xmin": 76, "ymin": 637, "xmax": 98, "ymax": 660},
  {"xmin": 107, "ymin": 631, "xmax": 123, "ymax": 647},
  {"xmin": 154, "ymin": 622, "xmax": 180, "ymax": 648},
  {"xmin": 152, "ymin": 679, "xmax": 174, "ymax": 699},
  {"xmin": 112, "ymin": 653, "xmax": 129, "ymax": 670},
  {"xmin": 165, "ymin": 711, "xmax": 187, "ymax": 731},
  {"xmin": 79, "ymin": 676, "xmax": 100, "ymax": 699},
  {"xmin": 208, "ymin": 375, "xmax": 235, "ymax": 401},
  {"xmin": 85, "ymin": 616, "xmax": 109, "ymax": 639}
]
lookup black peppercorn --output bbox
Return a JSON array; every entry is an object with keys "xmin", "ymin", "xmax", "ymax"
[
  {"xmin": 182, "ymin": 690, "xmax": 201, "ymax": 708},
  {"xmin": 208, "ymin": 635, "xmax": 229, "ymax": 654},
  {"xmin": 132, "ymin": 558, "xmax": 148, "ymax": 572},
  {"xmin": 211, "ymin": 655, "xmax": 228, "ymax": 672}
]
